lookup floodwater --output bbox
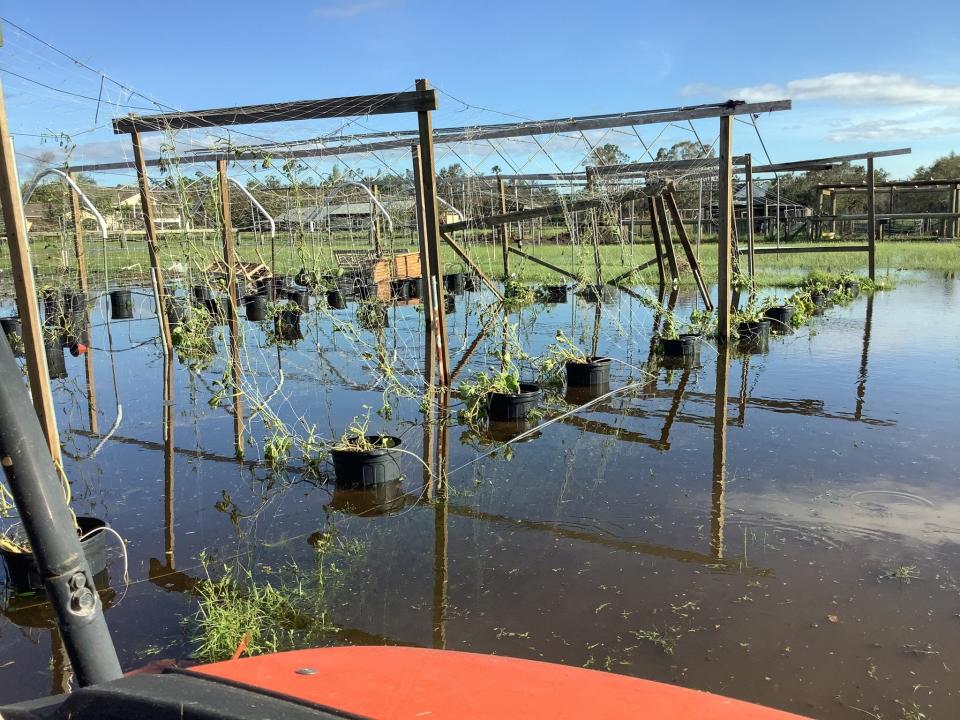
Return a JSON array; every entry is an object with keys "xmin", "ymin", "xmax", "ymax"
[{"xmin": 1, "ymin": 274, "xmax": 959, "ymax": 720}]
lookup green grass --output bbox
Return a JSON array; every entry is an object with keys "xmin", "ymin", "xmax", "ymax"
[{"xmin": 5, "ymin": 231, "xmax": 958, "ymax": 292}]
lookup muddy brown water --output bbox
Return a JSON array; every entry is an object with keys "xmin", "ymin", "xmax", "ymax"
[{"xmin": 1, "ymin": 276, "xmax": 959, "ymax": 719}]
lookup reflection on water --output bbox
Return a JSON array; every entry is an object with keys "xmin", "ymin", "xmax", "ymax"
[{"xmin": 2, "ymin": 277, "xmax": 958, "ymax": 720}]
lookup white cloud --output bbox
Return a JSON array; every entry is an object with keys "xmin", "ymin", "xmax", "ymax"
[
  {"xmin": 826, "ymin": 119, "xmax": 960, "ymax": 142},
  {"xmin": 683, "ymin": 72, "xmax": 960, "ymax": 107},
  {"xmin": 313, "ymin": 0, "xmax": 391, "ymax": 18}
]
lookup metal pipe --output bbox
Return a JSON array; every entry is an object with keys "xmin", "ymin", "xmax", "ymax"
[{"xmin": 0, "ymin": 331, "xmax": 122, "ymax": 686}]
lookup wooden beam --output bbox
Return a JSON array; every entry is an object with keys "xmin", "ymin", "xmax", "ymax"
[
  {"xmin": 130, "ymin": 130, "xmax": 174, "ymax": 358},
  {"xmin": 443, "ymin": 186, "xmax": 649, "ymax": 233},
  {"xmin": 654, "ymin": 195, "xmax": 680, "ymax": 282},
  {"xmin": 818, "ymin": 177, "xmax": 958, "ymax": 190},
  {"xmin": 646, "ymin": 196, "xmax": 667, "ymax": 286},
  {"xmin": 867, "ymin": 156, "xmax": 876, "ymax": 280},
  {"xmin": 738, "ymin": 244, "xmax": 870, "ymax": 255},
  {"xmin": 372, "ymin": 183, "xmax": 383, "ymax": 256},
  {"xmin": 113, "ymin": 90, "xmax": 439, "ymax": 133},
  {"xmin": 0, "ymin": 82, "xmax": 60, "ymax": 462},
  {"xmin": 415, "ymin": 79, "xmax": 450, "ymax": 386},
  {"xmin": 78, "ymin": 100, "xmax": 792, "ymax": 174},
  {"xmin": 497, "ymin": 175, "xmax": 509, "ymax": 278},
  {"xmin": 508, "ymin": 246, "xmax": 580, "ymax": 282},
  {"xmin": 440, "ymin": 232, "xmax": 503, "ymax": 300},
  {"xmin": 410, "ymin": 144, "xmax": 436, "ymax": 385},
  {"xmin": 717, "ymin": 115, "xmax": 733, "ymax": 342},
  {"xmin": 664, "ymin": 189, "xmax": 713, "ymax": 311},
  {"xmin": 608, "ymin": 257, "xmax": 658, "ymax": 285}
]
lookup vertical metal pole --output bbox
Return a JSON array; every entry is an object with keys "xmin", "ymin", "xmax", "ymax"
[{"xmin": 0, "ymin": 331, "xmax": 122, "ymax": 685}]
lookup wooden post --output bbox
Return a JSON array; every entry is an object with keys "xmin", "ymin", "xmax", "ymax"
[
  {"xmin": 217, "ymin": 158, "xmax": 243, "ymax": 456},
  {"xmin": 411, "ymin": 145, "xmax": 436, "ymax": 384},
  {"xmin": 952, "ymin": 184, "xmax": 960, "ymax": 239},
  {"xmin": 129, "ymin": 130, "xmax": 173, "ymax": 358},
  {"xmin": 866, "ymin": 156, "xmax": 876, "ymax": 281},
  {"xmin": 664, "ymin": 189, "xmax": 713, "ymax": 311},
  {"xmin": 646, "ymin": 196, "xmax": 667, "ymax": 286},
  {"xmin": 497, "ymin": 174, "xmax": 509, "ymax": 278},
  {"xmin": 67, "ymin": 171, "xmax": 90, "ymax": 293},
  {"xmin": 654, "ymin": 195, "xmax": 680, "ymax": 282},
  {"xmin": 829, "ymin": 190, "xmax": 837, "ymax": 235},
  {"xmin": 372, "ymin": 183, "xmax": 383, "ymax": 256},
  {"xmin": 414, "ymin": 78, "xmax": 450, "ymax": 385},
  {"xmin": 744, "ymin": 154, "xmax": 755, "ymax": 278},
  {"xmin": 717, "ymin": 115, "xmax": 734, "ymax": 342},
  {"xmin": 0, "ymin": 85, "xmax": 60, "ymax": 462}
]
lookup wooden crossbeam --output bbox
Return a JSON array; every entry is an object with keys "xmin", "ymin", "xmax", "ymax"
[
  {"xmin": 819, "ymin": 178, "xmax": 959, "ymax": 190},
  {"xmin": 440, "ymin": 232, "xmax": 503, "ymax": 300},
  {"xmin": 507, "ymin": 246, "xmax": 580, "ymax": 282},
  {"xmin": 608, "ymin": 257, "xmax": 658, "ymax": 285},
  {"xmin": 113, "ymin": 90, "xmax": 439, "ymax": 133},
  {"xmin": 664, "ymin": 189, "xmax": 713, "ymax": 311},
  {"xmin": 738, "ymin": 244, "xmax": 870, "ymax": 255},
  {"xmin": 442, "ymin": 187, "xmax": 648, "ymax": 233}
]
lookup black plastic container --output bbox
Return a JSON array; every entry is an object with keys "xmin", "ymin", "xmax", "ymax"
[
  {"xmin": 62, "ymin": 290, "xmax": 86, "ymax": 313},
  {"xmin": 295, "ymin": 268, "xmax": 318, "ymax": 289},
  {"xmin": 109, "ymin": 290, "xmax": 134, "ymax": 320},
  {"xmin": 326, "ymin": 289, "xmax": 347, "ymax": 310},
  {"xmin": 542, "ymin": 285, "xmax": 568, "ymax": 303},
  {"xmin": 487, "ymin": 419, "xmax": 542, "ymax": 443},
  {"xmin": 444, "ymin": 295, "xmax": 456, "ymax": 314},
  {"xmin": 390, "ymin": 279, "xmax": 410, "ymax": 301},
  {"xmin": 463, "ymin": 275, "xmax": 479, "ymax": 292},
  {"xmin": 565, "ymin": 356, "xmax": 612, "ymax": 388},
  {"xmin": 44, "ymin": 340, "xmax": 67, "ymax": 380},
  {"xmin": 192, "ymin": 285, "xmax": 212, "ymax": 303},
  {"xmin": 356, "ymin": 283, "xmax": 375, "ymax": 301},
  {"xmin": 488, "ymin": 382, "xmax": 541, "ymax": 421},
  {"xmin": 328, "ymin": 480, "xmax": 405, "ymax": 517},
  {"xmin": 659, "ymin": 333, "xmax": 702, "ymax": 358},
  {"xmin": 165, "ymin": 299, "xmax": 189, "ymax": 328},
  {"xmin": 764, "ymin": 305, "xmax": 795, "ymax": 333},
  {"xmin": 444, "ymin": 273, "xmax": 465, "ymax": 294},
  {"xmin": 844, "ymin": 280, "xmax": 860, "ymax": 297},
  {"xmin": 274, "ymin": 310, "xmax": 303, "ymax": 342},
  {"xmin": 577, "ymin": 284, "xmax": 616, "ymax": 303},
  {"xmin": 1, "ymin": 317, "xmax": 21, "ymax": 340},
  {"xmin": 406, "ymin": 278, "xmax": 422, "ymax": 299},
  {"xmin": 357, "ymin": 303, "xmax": 389, "ymax": 329},
  {"xmin": 810, "ymin": 290, "xmax": 828, "ymax": 307},
  {"xmin": 40, "ymin": 289, "xmax": 62, "ymax": 322},
  {"xmin": 330, "ymin": 435, "xmax": 402, "ymax": 488},
  {"xmin": 737, "ymin": 319, "xmax": 771, "ymax": 342},
  {"xmin": 0, "ymin": 516, "xmax": 110, "ymax": 592},
  {"xmin": 245, "ymin": 294, "xmax": 267, "ymax": 321},
  {"xmin": 286, "ymin": 289, "xmax": 310, "ymax": 312}
]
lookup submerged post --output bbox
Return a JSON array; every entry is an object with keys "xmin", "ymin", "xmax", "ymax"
[
  {"xmin": 717, "ymin": 114, "xmax": 734, "ymax": 341},
  {"xmin": 497, "ymin": 174, "xmax": 509, "ymax": 278},
  {"xmin": 0, "ymin": 79, "xmax": 60, "ymax": 463},
  {"xmin": 0, "ymin": 331, "xmax": 122, "ymax": 685},
  {"xmin": 744, "ymin": 154, "xmax": 755, "ymax": 278}
]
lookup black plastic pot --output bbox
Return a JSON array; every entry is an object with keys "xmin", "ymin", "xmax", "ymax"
[
  {"xmin": 1, "ymin": 317, "xmax": 21, "ymax": 340},
  {"xmin": 810, "ymin": 290, "xmax": 827, "ymax": 307},
  {"xmin": 110, "ymin": 290, "xmax": 134, "ymax": 320},
  {"xmin": 542, "ymin": 285, "xmax": 568, "ymax": 303},
  {"xmin": 463, "ymin": 275, "xmax": 479, "ymax": 292},
  {"xmin": 245, "ymin": 294, "xmax": 267, "ymax": 321},
  {"xmin": 487, "ymin": 419, "xmax": 542, "ymax": 443},
  {"xmin": 286, "ymin": 289, "xmax": 310, "ymax": 312},
  {"xmin": 488, "ymin": 382, "xmax": 541, "ymax": 421},
  {"xmin": 390, "ymin": 279, "xmax": 410, "ymax": 301},
  {"xmin": 737, "ymin": 319, "xmax": 771, "ymax": 342},
  {"xmin": 565, "ymin": 356, "xmax": 612, "ymax": 388},
  {"xmin": 358, "ymin": 303, "xmax": 389, "ymax": 329},
  {"xmin": 659, "ymin": 333, "xmax": 702, "ymax": 358},
  {"xmin": 444, "ymin": 273, "xmax": 465, "ymax": 294},
  {"xmin": 356, "ymin": 283, "xmax": 375, "ymax": 300},
  {"xmin": 326, "ymin": 289, "xmax": 347, "ymax": 309},
  {"xmin": 165, "ymin": 299, "xmax": 188, "ymax": 328},
  {"xmin": 0, "ymin": 516, "xmax": 110, "ymax": 592},
  {"xmin": 330, "ymin": 436, "xmax": 402, "ymax": 488},
  {"xmin": 192, "ymin": 285, "xmax": 212, "ymax": 303},
  {"xmin": 764, "ymin": 305, "xmax": 795, "ymax": 332},
  {"xmin": 274, "ymin": 312, "xmax": 303, "ymax": 343},
  {"xmin": 295, "ymin": 268, "xmax": 318, "ymax": 289},
  {"xmin": 844, "ymin": 280, "xmax": 860, "ymax": 297},
  {"xmin": 45, "ymin": 340, "xmax": 67, "ymax": 380},
  {"xmin": 40, "ymin": 289, "xmax": 61, "ymax": 322},
  {"xmin": 577, "ymin": 284, "xmax": 616, "ymax": 303},
  {"xmin": 328, "ymin": 480, "xmax": 405, "ymax": 517},
  {"xmin": 406, "ymin": 278, "xmax": 422, "ymax": 299},
  {"xmin": 444, "ymin": 295, "xmax": 456, "ymax": 314},
  {"xmin": 62, "ymin": 290, "xmax": 86, "ymax": 313}
]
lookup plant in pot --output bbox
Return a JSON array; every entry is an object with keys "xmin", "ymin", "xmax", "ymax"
[
  {"xmin": 503, "ymin": 277, "xmax": 535, "ymax": 309},
  {"xmin": 458, "ymin": 322, "xmax": 541, "ymax": 425},
  {"xmin": 171, "ymin": 302, "xmax": 216, "ymax": 371},
  {"xmin": 539, "ymin": 329, "xmax": 611, "ymax": 389},
  {"xmin": 329, "ymin": 409, "xmax": 402, "ymax": 488},
  {"xmin": 762, "ymin": 296, "xmax": 796, "ymax": 332},
  {"xmin": 732, "ymin": 298, "xmax": 771, "ymax": 342},
  {"xmin": 639, "ymin": 296, "xmax": 712, "ymax": 358}
]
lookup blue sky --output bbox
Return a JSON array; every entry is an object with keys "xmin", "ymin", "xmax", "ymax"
[{"xmin": 3, "ymin": 0, "xmax": 959, "ymax": 180}]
